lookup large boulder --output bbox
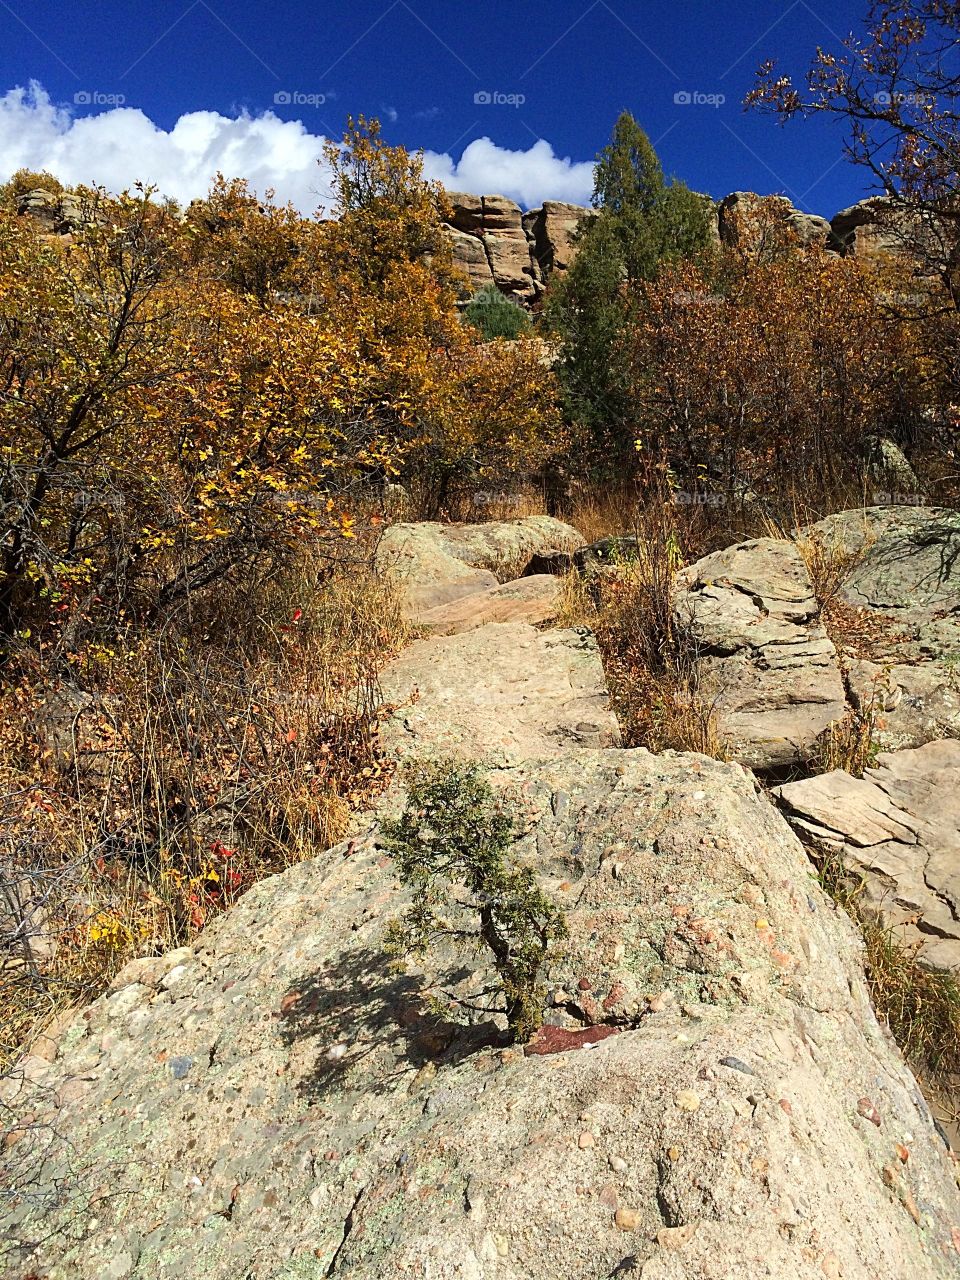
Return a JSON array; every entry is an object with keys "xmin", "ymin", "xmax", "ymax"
[
  {"xmin": 445, "ymin": 224, "xmax": 495, "ymax": 294},
  {"xmin": 864, "ymin": 436, "xmax": 924, "ymax": 503},
  {"xmin": 831, "ymin": 197, "xmax": 919, "ymax": 262},
  {"xmin": 803, "ymin": 507, "xmax": 960, "ymax": 750},
  {"xmin": 718, "ymin": 192, "xmax": 831, "ymax": 254},
  {"xmin": 16, "ymin": 187, "xmax": 89, "ymax": 235},
  {"xmin": 379, "ymin": 622, "xmax": 620, "ymax": 762},
  {"xmin": 376, "ymin": 518, "xmax": 584, "ymax": 620},
  {"xmin": 444, "ymin": 193, "xmax": 541, "ymax": 301},
  {"xmin": 775, "ymin": 739, "xmax": 960, "ymax": 971},
  {"xmin": 479, "ymin": 194, "xmax": 540, "ymax": 298},
  {"xmin": 5, "ymin": 747, "xmax": 960, "ymax": 1279},
  {"xmin": 677, "ymin": 539, "xmax": 847, "ymax": 770},
  {"xmin": 523, "ymin": 200, "xmax": 591, "ymax": 277}
]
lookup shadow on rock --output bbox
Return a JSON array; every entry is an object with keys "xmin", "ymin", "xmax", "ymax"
[{"xmin": 277, "ymin": 946, "xmax": 507, "ymax": 1101}]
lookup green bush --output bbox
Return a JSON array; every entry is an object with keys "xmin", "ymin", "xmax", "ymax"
[
  {"xmin": 381, "ymin": 759, "xmax": 566, "ymax": 1043},
  {"xmin": 463, "ymin": 285, "xmax": 531, "ymax": 341}
]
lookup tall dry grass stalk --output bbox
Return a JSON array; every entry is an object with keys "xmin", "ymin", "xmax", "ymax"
[{"xmin": 591, "ymin": 497, "xmax": 727, "ymax": 758}]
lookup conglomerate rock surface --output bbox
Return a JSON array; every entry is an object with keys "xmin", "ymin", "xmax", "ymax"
[
  {"xmin": 5, "ymin": 748, "xmax": 960, "ymax": 1279},
  {"xmin": 3, "ymin": 515, "xmax": 960, "ymax": 1280}
]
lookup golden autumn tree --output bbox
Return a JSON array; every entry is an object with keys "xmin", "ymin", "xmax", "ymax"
[
  {"xmin": 306, "ymin": 117, "xmax": 562, "ymax": 513},
  {"xmin": 0, "ymin": 120, "xmax": 564, "ymax": 650}
]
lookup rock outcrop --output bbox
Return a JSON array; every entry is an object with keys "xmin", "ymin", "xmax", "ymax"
[
  {"xmin": 831, "ymin": 197, "xmax": 920, "ymax": 262},
  {"xmin": 375, "ymin": 516, "xmax": 584, "ymax": 620},
  {"xmin": 804, "ymin": 506, "xmax": 960, "ymax": 752},
  {"xmin": 4, "ymin": 513, "xmax": 960, "ymax": 1279},
  {"xmin": 718, "ymin": 191, "xmax": 831, "ymax": 253},
  {"xmin": 776, "ymin": 739, "xmax": 960, "ymax": 971},
  {"xmin": 445, "ymin": 193, "xmax": 592, "ymax": 301},
  {"xmin": 15, "ymin": 187, "xmax": 90, "ymax": 235},
  {"xmin": 415, "ymin": 574, "xmax": 563, "ymax": 634},
  {"xmin": 445, "ymin": 192, "xmax": 543, "ymax": 301},
  {"xmin": 678, "ymin": 538, "xmax": 847, "ymax": 771},
  {"xmin": 6, "ymin": 744, "xmax": 960, "ymax": 1279},
  {"xmin": 523, "ymin": 200, "xmax": 592, "ymax": 275},
  {"xmin": 379, "ymin": 621, "xmax": 620, "ymax": 763}
]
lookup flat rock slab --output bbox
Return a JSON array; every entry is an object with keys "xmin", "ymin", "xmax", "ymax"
[
  {"xmin": 6, "ymin": 750, "xmax": 960, "ymax": 1280},
  {"xmin": 679, "ymin": 539, "xmax": 846, "ymax": 770},
  {"xmin": 379, "ymin": 622, "xmax": 620, "ymax": 762},
  {"xmin": 376, "ymin": 517, "xmax": 583, "ymax": 618},
  {"xmin": 804, "ymin": 506, "xmax": 960, "ymax": 750},
  {"xmin": 416, "ymin": 573, "xmax": 562, "ymax": 635},
  {"xmin": 775, "ymin": 739, "xmax": 960, "ymax": 969}
]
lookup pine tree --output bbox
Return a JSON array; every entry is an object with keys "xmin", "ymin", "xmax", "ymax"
[{"xmin": 546, "ymin": 112, "xmax": 714, "ymax": 468}]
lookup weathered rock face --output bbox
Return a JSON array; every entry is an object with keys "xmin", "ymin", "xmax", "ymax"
[
  {"xmin": 444, "ymin": 223, "xmax": 496, "ymax": 292},
  {"xmin": 7, "ymin": 744, "xmax": 960, "ymax": 1280},
  {"xmin": 15, "ymin": 187, "xmax": 89, "ymax": 234},
  {"xmin": 829, "ymin": 197, "xmax": 959, "ymax": 292},
  {"xmin": 523, "ymin": 200, "xmax": 592, "ymax": 275},
  {"xmin": 831, "ymin": 197, "xmax": 920, "ymax": 262},
  {"xmin": 864, "ymin": 435, "xmax": 925, "ymax": 500},
  {"xmin": 445, "ymin": 192, "xmax": 543, "ymax": 301},
  {"xmin": 379, "ymin": 622, "xmax": 620, "ymax": 763},
  {"xmin": 678, "ymin": 539, "xmax": 847, "ymax": 771},
  {"xmin": 804, "ymin": 506, "xmax": 960, "ymax": 751},
  {"xmin": 718, "ymin": 191, "xmax": 831, "ymax": 253},
  {"xmin": 775, "ymin": 739, "xmax": 960, "ymax": 972},
  {"xmin": 375, "ymin": 517, "xmax": 584, "ymax": 619},
  {"xmin": 445, "ymin": 193, "xmax": 593, "ymax": 300}
]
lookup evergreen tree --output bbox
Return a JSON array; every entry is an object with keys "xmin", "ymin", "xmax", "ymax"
[{"xmin": 546, "ymin": 112, "xmax": 714, "ymax": 468}]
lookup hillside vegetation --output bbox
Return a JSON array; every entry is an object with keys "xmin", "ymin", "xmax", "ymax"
[{"xmin": 1, "ymin": 100, "xmax": 958, "ymax": 1067}]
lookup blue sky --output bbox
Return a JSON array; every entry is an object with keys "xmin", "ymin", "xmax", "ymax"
[{"xmin": 0, "ymin": 0, "xmax": 875, "ymax": 214}]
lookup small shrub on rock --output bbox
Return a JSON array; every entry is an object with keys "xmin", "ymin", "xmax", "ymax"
[
  {"xmin": 463, "ymin": 285, "xmax": 531, "ymax": 341},
  {"xmin": 381, "ymin": 760, "xmax": 567, "ymax": 1043}
]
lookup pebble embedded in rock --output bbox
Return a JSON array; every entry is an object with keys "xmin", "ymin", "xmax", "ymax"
[
  {"xmin": 856, "ymin": 1097, "xmax": 882, "ymax": 1127},
  {"xmin": 720, "ymin": 1056, "xmax": 756, "ymax": 1077},
  {"xmin": 578, "ymin": 1131, "xmax": 595, "ymax": 1149},
  {"xmin": 609, "ymin": 1155, "xmax": 628, "ymax": 1173},
  {"xmin": 675, "ymin": 1089, "xmax": 701, "ymax": 1112},
  {"xmin": 657, "ymin": 1223, "xmax": 698, "ymax": 1250},
  {"xmin": 614, "ymin": 1207, "xmax": 640, "ymax": 1232}
]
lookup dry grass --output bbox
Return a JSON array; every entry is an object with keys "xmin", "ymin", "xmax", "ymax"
[
  {"xmin": 0, "ymin": 545, "xmax": 407, "ymax": 1067},
  {"xmin": 554, "ymin": 569, "xmax": 596, "ymax": 629},
  {"xmin": 795, "ymin": 520, "xmax": 875, "ymax": 614},
  {"xmin": 819, "ymin": 854, "xmax": 960, "ymax": 1092},
  {"xmin": 813, "ymin": 703, "xmax": 880, "ymax": 777},
  {"xmin": 567, "ymin": 488, "xmax": 641, "ymax": 545},
  {"xmin": 591, "ymin": 500, "xmax": 727, "ymax": 758}
]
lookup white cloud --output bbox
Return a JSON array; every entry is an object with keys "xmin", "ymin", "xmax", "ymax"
[{"xmin": 0, "ymin": 82, "xmax": 594, "ymax": 212}]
